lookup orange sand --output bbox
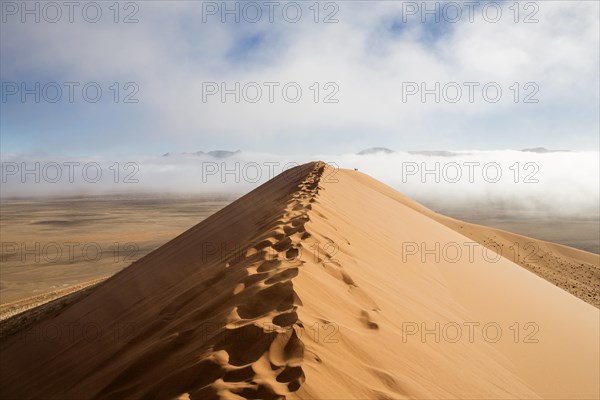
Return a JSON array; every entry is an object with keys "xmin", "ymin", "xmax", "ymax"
[{"xmin": 1, "ymin": 162, "xmax": 598, "ymax": 399}]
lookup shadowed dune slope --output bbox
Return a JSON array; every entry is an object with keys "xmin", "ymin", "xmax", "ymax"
[{"xmin": 1, "ymin": 162, "xmax": 598, "ymax": 400}]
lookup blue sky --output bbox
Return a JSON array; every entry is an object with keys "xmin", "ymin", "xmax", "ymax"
[{"xmin": 1, "ymin": 1, "xmax": 599, "ymax": 156}]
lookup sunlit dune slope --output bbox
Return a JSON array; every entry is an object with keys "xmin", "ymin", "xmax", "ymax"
[{"xmin": 1, "ymin": 162, "xmax": 598, "ymax": 400}]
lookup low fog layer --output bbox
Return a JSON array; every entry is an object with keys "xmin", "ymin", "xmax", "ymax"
[{"xmin": 1, "ymin": 150, "xmax": 598, "ymax": 217}]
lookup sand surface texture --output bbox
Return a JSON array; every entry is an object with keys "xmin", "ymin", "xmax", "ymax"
[{"xmin": 1, "ymin": 162, "xmax": 598, "ymax": 399}]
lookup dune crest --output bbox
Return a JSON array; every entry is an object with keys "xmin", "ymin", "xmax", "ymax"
[{"xmin": 1, "ymin": 162, "xmax": 598, "ymax": 399}]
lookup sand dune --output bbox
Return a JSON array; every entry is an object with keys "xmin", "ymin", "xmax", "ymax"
[{"xmin": 1, "ymin": 162, "xmax": 598, "ymax": 399}]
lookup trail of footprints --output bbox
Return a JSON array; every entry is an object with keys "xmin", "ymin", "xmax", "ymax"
[
  {"xmin": 178, "ymin": 163, "xmax": 380, "ymax": 399},
  {"xmin": 196, "ymin": 164, "xmax": 324, "ymax": 399}
]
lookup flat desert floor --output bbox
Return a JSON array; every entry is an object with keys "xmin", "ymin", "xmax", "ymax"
[
  {"xmin": 434, "ymin": 205, "xmax": 600, "ymax": 254},
  {"xmin": 0, "ymin": 195, "xmax": 233, "ymax": 306}
]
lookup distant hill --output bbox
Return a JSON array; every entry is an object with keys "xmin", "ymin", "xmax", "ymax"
[
  {"xmin": 521, "ymin": 147, "xmax": 570, "ymax": 153},
  {"xmin": 407, "ymin": 150, "xmax": 458, "ymax": 157},
  {"xmin": 162, "ymin": 150, "xmax": 241, "ymax": 158},
  {"xmin": 357, "ymin": 147, "xmax": 395, "ymax": 155}
]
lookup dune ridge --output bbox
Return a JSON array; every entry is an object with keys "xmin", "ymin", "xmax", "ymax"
[
  {"xmin": 165, "ymin": 162, "xmax": 323, "ymax": 398},
  {"xmin": 1, "ymin": 161, "xmax": 598, "ymax": 399}
]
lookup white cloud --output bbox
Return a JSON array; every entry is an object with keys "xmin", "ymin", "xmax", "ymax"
[
  {"xmin": 1, "ymin": 1, "xmax": 599, "ymax": 152},
  {"xmin": 2, "ymin": 150, "xmax": 598, "ymax": 217}
]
